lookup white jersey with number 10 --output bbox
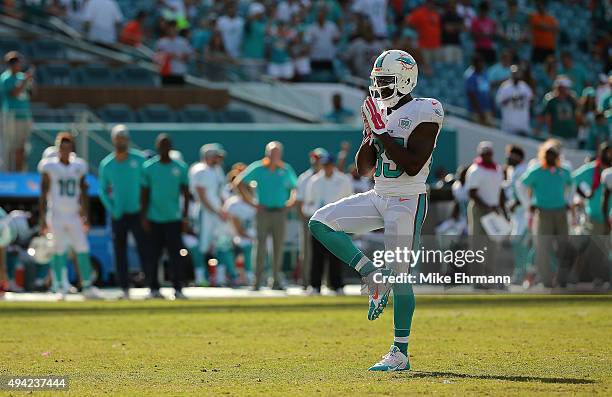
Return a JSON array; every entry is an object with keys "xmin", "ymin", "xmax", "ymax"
[{"xmin": 38, "ymin": 157, "xmax": 88, "ymax": 215}]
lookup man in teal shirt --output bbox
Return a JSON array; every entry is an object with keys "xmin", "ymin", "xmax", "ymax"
[
  {"xmin": 1, "ymin": 51, "xmax": 33, "ymax": 171},
  {"xmin": 572, "ymin": 143, "xmax": 612, "ymax": 284},
  {"xmin": 236, "ymin": 141, "xmax": 297, "ymax": 290},
  {"xmin": 98, "ymin": 125, "xmax": 150, "ymax": 299},
  {"xmin": 520, "ymin": 144, "xmax": 572, "ymax": 287},
  {"xmin": 142, "ymin": 134, "xmax": 190, "ymax": 299}
]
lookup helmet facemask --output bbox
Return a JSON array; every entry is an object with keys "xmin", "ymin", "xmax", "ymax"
[{"xmin": 369, "ymin": 74, "xmax": 406, "ymax": 107}]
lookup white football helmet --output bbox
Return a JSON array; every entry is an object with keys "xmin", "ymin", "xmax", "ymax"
[
  {"xmin": 0, "ymin": 210, "xmax": 32, "ymax": 247},
  {"xmin": 369, "ymin": 50, "xmax": 418, "ymax": 108}
]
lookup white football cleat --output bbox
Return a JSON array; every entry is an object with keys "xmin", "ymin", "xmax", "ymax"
[
  {"xmin": 368, "ymin": 345, "xmax": 410, "ymax": 371},
  {"xmin": 361, "ymin": 268, "xmax": 394, "ymax": 321},
  {"xmin": 82, "ymin": 286, "xmax": 104, "ymax": 300}
]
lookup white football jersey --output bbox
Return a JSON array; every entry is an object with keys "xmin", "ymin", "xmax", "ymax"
[
  {"xmin": 39, "ymin": 157, "xmax": 88, "ymax": 215},
  {"xmin": 191, "ymin": 163, "xmax": 225, "ymax": 212},
  {"xmin": 373, "ymin": 97, "xmax": 444, "ymax": 196}
]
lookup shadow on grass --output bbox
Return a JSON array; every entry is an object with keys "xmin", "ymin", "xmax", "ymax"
[{"xmin": 409, "ymin": 370, "xmax": 597, "ymax": 384}]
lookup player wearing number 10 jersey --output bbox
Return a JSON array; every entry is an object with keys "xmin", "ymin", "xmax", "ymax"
[
  {"xmin": 39, "ymin": 132, "xmax": 101, "ymax": 299},
  {"xmin": 309, "ymin": 50, "xmax": 444, "ymax": 371}
]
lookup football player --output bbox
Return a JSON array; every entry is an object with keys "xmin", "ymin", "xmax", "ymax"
[
  {"xmin": 39, "ymin": 132, "xmax": 102, "ymax": 299},
  {"xmin": 309, "ymin": 50, "xmax": 444, "ymax": 371}
]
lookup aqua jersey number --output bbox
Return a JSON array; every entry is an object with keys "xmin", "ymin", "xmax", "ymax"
[{"xmin": 373, "ymin": 137, "xmax": 405, "ymax": 178}]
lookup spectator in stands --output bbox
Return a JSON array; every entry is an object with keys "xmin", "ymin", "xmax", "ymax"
[
  {"xmin": 471, "ymin": 1, "xmax": 497, "ymax": 65},
  {"xmin": 496, "ymin": 65, "xmax": 533, "ymax": 136},
  {"xmin": 466, "ymin": 55, "xmax": 493, "ymax": 126},
  {"xmin": 296, "ymin": 148, "xmax": 327, "ymax": 289},
  {"xmin": 155, "ymin": 20, "xmax": 193, "ymax": 85},
  {"xmin": 307, "ymin": 7, "xmax": 340, "ymax": 75},
  {"xmin": 98, "ymin": 125, "xmax": 150, "ymax": 299},
  {"xmin": 529, "ymin": 0, "xmax": 558, "ymax": 64},
  {"xmin": 120, "ymin": 10, "xmax": 147, "ymax": 47},
  {"xmin": 406, "ymin": 0, "xmax": 441, "ymax": 66},
  {"xmin": 325, "ymin": 93, "xmax": 354, "ymax": 124},
  {"xmin": 541, "ymin": 76, "xmax": 579, "ymax": 144},
  {"xmin": 276, "ymin": 0, "xmax": 301, "ymax": 24},
  {"xmin": 0, "ymin": 51, "xmax": 33, "ymax": 172},
  {"xmin": 488, "ymin": 49, "xmax": 513, "ymax": 91},
  {"xmin": 235, "ymin": 141, "xmax": 297, "ymax": 290},
  {"xmin": 303, "ymin": 154, "xmax": 352, "ymax": 295},
  {"xmin": 83, "ymin": 0, "xmax": 124, "ymax": 46},
  {"xmin": 578, "ymin": 87, "xmax": 598, "ymax": 149},
  {"xmin": 465, "ymin": 141, "xmax": 505, "ymax": 236},
  {"xmin": 498, "ymin": 0, "xmax": 527, "ymax": 52},
  {"xmin": 352, "ymin": 0, "xmax": 388, "ymax": 39},
  {"xmin": 267, "ymin": 20, "xmax": 295, "ymax": 81},
  {"xmin": 440, "ymin": 0, "xmax": 463, "ymax": 65},
  {"xmin": 456, "ymin": 0, "xmax": 476, "ymax": 29},
  {"xmin": 597, "ymin": 74, "xmax": 611, "ymax": 112},
  {"xmin": 519, "ymin": 142, "xmax": 572, "ymax": 287},
  {"xmin": 242, "ymin": 3, "xmax": 267, "ymax": 64},
  {"xmin": 60, "ymin": 0, "xmax": 86, "ymax": 31},
  {"xmin": 559, "ymin": 51, "xmax": 588, "ymax": 95},
  {"xmin": 342, "ymin": 22, "xmax": 387, "ymax": 79},
  {"xmin": 46, "ymin": 0, "xmax": 66, "ymax": 18},
  {"xmin": 587, "ymin": 112, "xmax": 609, "ymax": 152},
  {"xmin": 216, "ymin": 3, "xmax": 245, "ymax": 59},
  {"xmin": 292, "ymin": 29, "xmax": 312, "ymax": 82},
  {"xmin": 141, "ymin": 134, "xmax": 190, "ymax": 300}
]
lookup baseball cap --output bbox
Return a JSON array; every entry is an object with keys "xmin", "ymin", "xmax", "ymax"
[
  {"xmin": 477, "ymin": 141, "xmax": 494, "ymax": 155},
  {"xmin": 4, "ymin": 51, "xmax": 21, "ymax": 63},
  {"xmin": 111, "ymin": 124, "xmax": 130, "ymax": 139},
  {"xmin": 200, "ymin": 143, "xmax": 227, "ymax": 159},
  {"xmin": 310, "ymin": 147, "xmax": 329, "ymax": 158},
  {"xmin": 320, "ymin": 154, "xmax": 336, "ymax": 165}
]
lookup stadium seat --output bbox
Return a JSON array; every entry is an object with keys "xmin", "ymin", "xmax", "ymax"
[
  {"xmin": 32, "ymin": 109, "xmax": 58, "ymax": 123},
  {"xmin": 218, "ymin": 109, "xmax": 254, "ymax": 123},
  {"xmin": 97, "ymin": 104, "xmax": 138, "ymax": 123},
  {"xmin": 29, "ymin": 39, "xmax": 66, "ymax": 60},
  {"xmin": 37, "ymin": 63, "xmax": 75, "ymax": 85},
  {"xmin": 0, "ymin": 38, "xmax": 25, "ymax": 57},
  {"xmin": 75, "ymin": 64, "xmax": 118, "ymax": 86},
  {"xmin": 178, "ymin": 105, "xmax": 216, "ymax": 123},
  {"xmin": 138, "ymin": 104, "xmax": 178, "ymax": 123},
  {"xmin": 118, "ymin": 65, "xmax": 158, "ymax": 86}
]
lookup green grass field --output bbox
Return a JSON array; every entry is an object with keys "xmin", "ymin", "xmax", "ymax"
[{"xmin": 1, "ymin": 295, "xmax": 610, "ymax": 396}]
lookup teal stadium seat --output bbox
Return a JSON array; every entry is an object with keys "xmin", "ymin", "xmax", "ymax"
[
  {"xmin": 30, "ymin": 39, "xmax": 65, "ymax": 60},
  {"xmin": 179, "ymin": 105, "xmax": 216, "ymax": 123},
  {"xmin": 37, "ymin": 63, "xmax": 75, "ymax": 85},
  {"xmin": 118, "ymin": 65, "xmax": 158, "ymax": 86},
  {"xmin": 138, "ymin": 104, "xmax": 178, "ymax": 123},
  {"xmin": 75, "ymin": 64, "xmax": 117, "ymax": 86},
  {"xmin": 218, "ymin": 109, "xmax": 254, "ymax": 123},
  {"xmin": 97, "ymin": 104, "xmax": 138, "ymax": 123},
  {"xmin": 0, "ymin": 38, "xmax": 25, "ymax": 57}
]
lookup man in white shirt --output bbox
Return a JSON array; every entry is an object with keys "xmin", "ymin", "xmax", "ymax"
[
  {"xmin": 465, "ymin": 141, "xmax": 506, "ymax": 236},
  {"xmin": 495, "ymin": 65, "xmax": 533, "ymax": 136},
  {"xmin": 304, "ymin": 154, "xmax": 352, "ymax": 294},
  {"xmin": 156, "ymin": 21, "xmax": 193, "ymax": 85},
  {"xmin": 190, "ymin": 144, "xmax": 227, "ymax": 284},
  {"xmin": 351, "ymin": 0, "xmax": 389, "ymax": 38},
  {"xmin": 216, "ymin": 5, "xmax": 245, "ymax": 58},
  {"xmin": 296, "ymin": 148, "xmax": 327, "ymax": 289},
  {"xmin": 306, "ymin": 8, "xmax": 339, "ymax": 73},
  {"xmin": 83, "ymin": 0, "xmax": 123, "ymax": 45}
]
